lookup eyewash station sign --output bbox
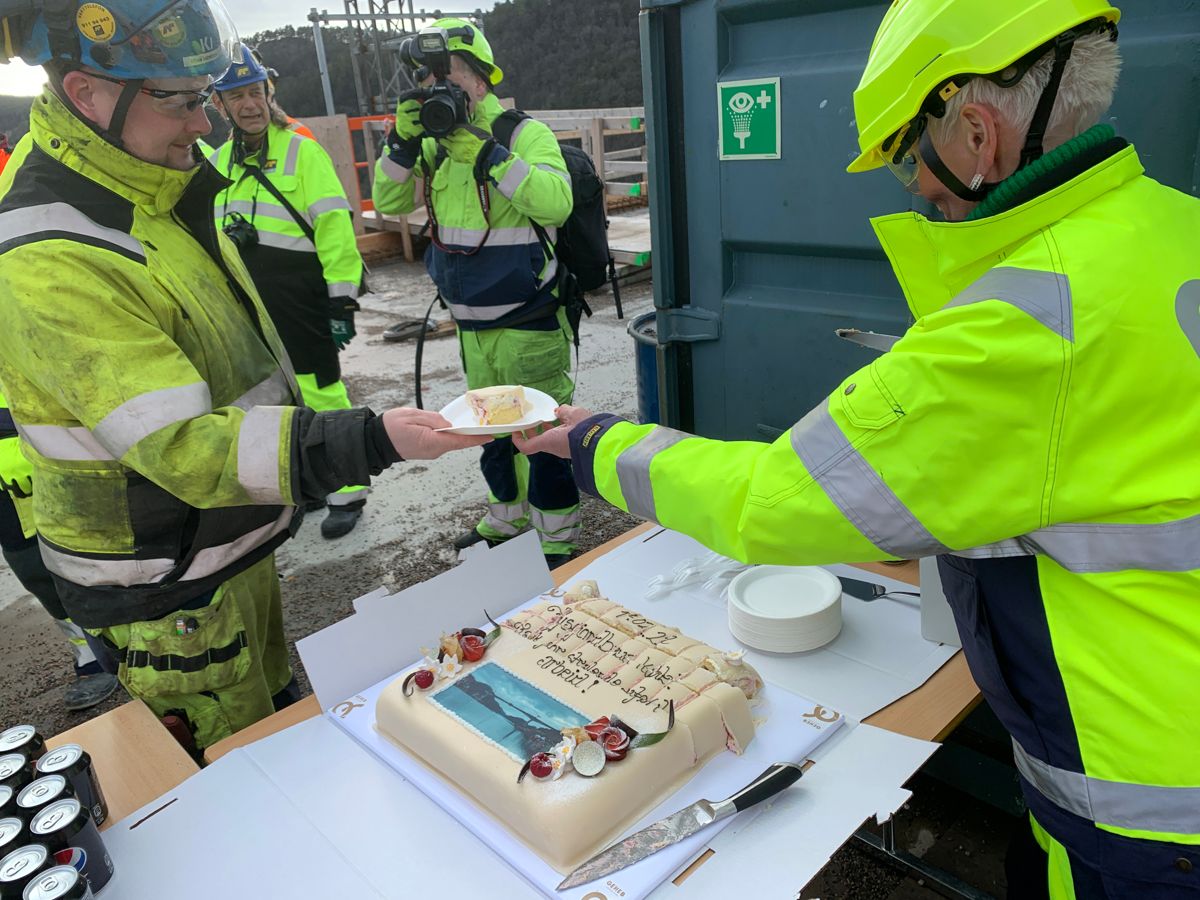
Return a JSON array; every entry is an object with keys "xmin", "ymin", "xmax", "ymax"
[{"xmin": 718, "ymin": 77, "xmax": 781, "ymax": 160}]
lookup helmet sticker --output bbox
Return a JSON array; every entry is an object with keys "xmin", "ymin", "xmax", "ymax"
[
  {"xmin": 156, "ymin": 16, "xmax": 186, "ymax": 49},
  {"xmin": 76, "ymin": 3, "xmax": 117, "ymax": 43}
]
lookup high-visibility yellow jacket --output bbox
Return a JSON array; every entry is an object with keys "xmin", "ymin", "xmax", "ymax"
[
  {"xmin": 569, "ymin": 130, "xmax": 1200, "ymax": 870},
  {"xmin": 0, "ymin": 90, "xmax": 397, "ymax": 629},
  {"xmin": 212, "ymin": 123, "xmax": 363, "ymax": 386},
  {"xmin": 372, "ymin": 93, "xmax": 572, "ymax": 331},
  {"xmin": 0, "ymin": 385, "xmax": 34, "ymax": 540}
]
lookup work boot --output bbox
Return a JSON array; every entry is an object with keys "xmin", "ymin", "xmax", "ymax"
[
  {"xmin": 321, "ymin": 500, "xmax": 365, "ymax": 539},
  {"xmin": 453, "ymin": 528, "xmax": 501, "ymax": 551},
  {"xmin": 63, "ymin": 673, "xmax": 119, "ymax": 712}
]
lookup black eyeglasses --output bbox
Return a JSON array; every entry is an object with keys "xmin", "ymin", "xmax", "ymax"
[{"xmin": 88, "ymin": 72, "xmax": 214, "ymax": 117}]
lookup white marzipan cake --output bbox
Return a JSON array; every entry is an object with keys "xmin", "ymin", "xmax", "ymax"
[
  {"xmin": 465, "ymin": 385, "xmax": 527, "ymax": 426},
  {"xmin": 375, "ymin": 580, "xmax": 764, "ymax": 873}
]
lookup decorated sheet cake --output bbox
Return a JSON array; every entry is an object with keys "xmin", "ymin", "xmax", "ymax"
[{"xmin": 375, "ymin": 580, "xmax": 764, "ymax": 873}]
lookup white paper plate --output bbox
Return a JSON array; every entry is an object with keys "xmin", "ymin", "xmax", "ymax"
[
  {"xmin": 727, "ymin": 565, "xmax": 843, "ymax": 654},
  {"xmin": 436, "ymin": 386, "xmax": 559, "ymax": 435}
]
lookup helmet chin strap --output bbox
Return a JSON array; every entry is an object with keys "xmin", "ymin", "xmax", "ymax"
[
  {"xmin": 918, "ymin": 127, "xmax": 994, "ymax": 203},
  {"xmin": 104, "ymin": 79, "xmax": 142, "ymax": 151}
]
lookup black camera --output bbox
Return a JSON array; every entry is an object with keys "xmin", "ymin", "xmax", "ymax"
[
  {"xmin": 222, "ymin": 212, "xmax": 258, "ymax": 251},
  {"xmin": 397, "ymin": 27, "xmax": 470, "ymax": 139}
]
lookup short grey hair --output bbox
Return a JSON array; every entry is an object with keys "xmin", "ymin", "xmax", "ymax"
[{"xmin": 929, "ymin": 31, "xmax": 1122, "ymax": 147}]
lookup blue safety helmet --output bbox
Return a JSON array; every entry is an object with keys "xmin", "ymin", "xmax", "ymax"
[
  {"xmin": 17, "ymin": 0, "xmax": 238, "ymax": 81},
  {"xmin": 214, "ymin": 42, "xmax": 268, "ymax": 92}
]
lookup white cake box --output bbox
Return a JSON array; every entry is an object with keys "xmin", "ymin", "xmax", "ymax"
[{"xmin": 99, "ymin": 530, "xmax": 942, "ymax": 899}]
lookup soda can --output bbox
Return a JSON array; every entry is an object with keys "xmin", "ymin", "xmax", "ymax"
[
  {"xmin": 33, "ymin": 750, "xmax": 104, "ymax": 829},
  {"xmin": 0, "ymin": 789, "xmax": 25, "ymax": 827},
  {"xmin": 0, "ymin": 821, "xmax": 29, "ymax": 862},
  {"xmin": 28, "ymin": 801, "xmax": 112, "ymax": 893},
  {"xmin": 0, "ymin": 759, "xmax": 31, "ymax": 796},
  {"xmin": 0, "ymin": 733, "xmax": 43, "ymax": 768},
  {"xmin": 20, "ymin": 866, "xmax": 91, "ymax": 900},
  {"xmin": 14, "ymin": 781, "xmax": 71, "ymax": 818},
  {"xmin": 0, "ymin": 845, "xmax": 52, "ymax": 899}
]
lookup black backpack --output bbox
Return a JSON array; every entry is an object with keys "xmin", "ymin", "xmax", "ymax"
[{"xmin": 492, "ymin": 110, "xmax": 624, "ymax": 328}]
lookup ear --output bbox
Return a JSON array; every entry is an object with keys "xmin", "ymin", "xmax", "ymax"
[
  {"xmin": 958, "ymin": 102, "xmax": 1000, "ymax": 179},
  {"xmin": 60, "ymin": 71, "xmax": 111, "ymax": 129}
]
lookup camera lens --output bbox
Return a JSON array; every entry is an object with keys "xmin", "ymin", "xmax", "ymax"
[
  {"xmin": 420, "ymin": 95, "xmax": 459, "ymax": 138},
  {"xmin": 398, "ymin": 36, "xmax": 420, "ymax": 68}
]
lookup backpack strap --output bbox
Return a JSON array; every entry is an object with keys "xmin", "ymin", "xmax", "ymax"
[{"xmin": 491, "ymin": 109, "xmax": 530, "ymax": 151}]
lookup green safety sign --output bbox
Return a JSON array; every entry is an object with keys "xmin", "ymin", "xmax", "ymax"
[{"xmin": 717, "ymin": 77, "xmax": 781, "ymax": 160}]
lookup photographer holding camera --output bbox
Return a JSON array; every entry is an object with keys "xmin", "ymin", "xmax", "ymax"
[
  {"xmin": 212, "ymin": 43, "xmax": 371, "ymax": 539},
  {"xmin": 374, "ymin": 19, "xmax": 582, "ymax": 567}
]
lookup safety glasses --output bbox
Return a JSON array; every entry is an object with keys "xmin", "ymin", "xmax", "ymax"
[
  {"xmin": 88, "ymin": 72, "xmax": 214, "ymax": 118},
  {"xmin": 881, "ymin": 115, "xmax": 926, "ymax": 193}
]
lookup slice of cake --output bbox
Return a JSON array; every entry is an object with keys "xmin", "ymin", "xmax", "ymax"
[
  {"xmin": 375, "ymin": 584, "xmax": 764, "ymax": 873},
  {"xmin": 466, "ymin": 385, "xmax": 527, "ymax": 426}
]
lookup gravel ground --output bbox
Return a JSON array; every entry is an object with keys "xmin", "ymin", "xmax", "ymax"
[{"xmin": 0, "ymin": 249, "xmax": 1012, "ymax": 899}]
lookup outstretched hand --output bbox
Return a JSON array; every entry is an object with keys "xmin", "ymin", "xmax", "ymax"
[
  {"xmin": 512, "ymin": 405, "xmax": 595, "ymax": 459},
  {"xmin": 382, "ymin": 407, "xmax": 491, "ymax": 460}
]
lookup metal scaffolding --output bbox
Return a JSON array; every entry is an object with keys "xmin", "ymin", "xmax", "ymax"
[{"xmin": 308, "ymin": 4, "xmax": 486, "ymax": 117}]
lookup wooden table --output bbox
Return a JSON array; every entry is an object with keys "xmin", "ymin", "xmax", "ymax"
[
  {"xmin": 45, "ymin": 699, "xmax": 199, "ymax": 831},
  {"xmin": 205, "ymin": 525, "xmax": 979, "ymax": 763}
]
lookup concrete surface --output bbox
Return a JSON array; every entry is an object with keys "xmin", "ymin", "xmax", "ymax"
[{"xmin": 0, "ymin": 255, "xmax": 1013, "ymax": 899}]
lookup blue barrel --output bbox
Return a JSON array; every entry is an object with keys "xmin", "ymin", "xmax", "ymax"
[{"xmin": 628, "ymin": 312, "xmax": 660, "ymax": 425}]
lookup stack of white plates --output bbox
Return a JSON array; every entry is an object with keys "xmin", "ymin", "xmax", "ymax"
[{"xmin": 727, "ymin": 565, "xmax": 843, "ymax": 653}]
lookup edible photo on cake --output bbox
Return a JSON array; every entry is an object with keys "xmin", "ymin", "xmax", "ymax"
[{"xmin": 429, "ymin": 662, "xmax": 589, "ymax": 762}]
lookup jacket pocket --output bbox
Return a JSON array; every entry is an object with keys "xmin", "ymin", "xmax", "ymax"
[
  {"xmin": 119, "ymin": 585, "xmax": 250, "ymax": 699},
  {"xmin": 839, "ymin": 363, "xmax": 904, "ymax": 431}
]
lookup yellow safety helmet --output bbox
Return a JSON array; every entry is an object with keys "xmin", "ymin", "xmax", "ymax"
[
  {"xmin": 432, "ymin": 17, "xmax": 504, "ymax": 86},
  {"xmin": 848, "ymin": 0, "xmax": 1121, "ymax": 176}
]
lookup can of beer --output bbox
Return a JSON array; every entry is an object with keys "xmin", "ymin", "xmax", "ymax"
[
  {"xmin": 33, "ymin": 750, "xmax": 104, "ymax": 830},
  {"xmin": 0, "ymin": 821, "xmax": 29, "ymax": 862},
  {"xmin": 0, "ymin": 732, "xmax": 43, "ymax": 768},
  {"xmin": 0, "ymin": 758, "xmax": 31, "ymax": 796},
  {"xmin": 0, "ymin": 845, "xmax": 52, "ymax": 899},
  {"xmin": 0, "ymin": 789, "xmax": 25, "ymax": 827},
  {"xmin": 14, "ymin": 780, "xmax": 71, "ymax": 818},
  {"xmin": 20, "ymin": 865, "xmax": 90, "ymax": 900},
  {"xmin": 28, "ymin": 801, "xmax": 112, "ymax": 894}
]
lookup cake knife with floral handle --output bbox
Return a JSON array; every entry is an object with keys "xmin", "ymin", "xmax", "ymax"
[{"xmin": 556, "ymin": 761, "xmax": 805, "ymax": 891}]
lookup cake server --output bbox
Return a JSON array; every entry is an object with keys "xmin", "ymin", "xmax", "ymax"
[{"xmin": 556, "ymin": 761, "xmax": 804, "ymax": 891}]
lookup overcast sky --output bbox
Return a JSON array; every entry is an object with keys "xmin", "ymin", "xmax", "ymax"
[{"xmin": 0, "ymin": 1, "xmax": 499, "ymax": 96}]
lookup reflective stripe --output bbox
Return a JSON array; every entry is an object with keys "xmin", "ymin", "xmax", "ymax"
[
  {"xmin": 1177, "ymin": 280, "xmax": 1200, "ymax": 356},
  {"xmin": 537, "ymin": 256, "xmax": 559, "ymax": 290},
  {"xmin": 17, "ymin": 424, "xmax": 114, "ymax": 462},
  {"xmin": 379, "ymin": 154, "xmax": 412, "ymax": 183},
  {"xmin": 39, "ymin": 512, "xmax": 292, "ymax": 587},
  {"xmin": 531, "ymin": 507, "xmax": 582, "ymax": 542},
  {"xmin": 181, "ymin": 510, "xmax": 292, "ymax": 581},
  {"xmin": 448, "ymin": 300, "xmax": 526, "ymax": 322},
  {"xmin": 309, "ymin": 196, "xmax": 351, "ymax": 218},
  {"xmin": 231, "ymin": 369, "xmax": 293, "ymax": 411},
  {"xmin": 955, "ymin": 512, "xmax": 1200, "ymax": 573},
  {"xmin": 615, "ymin": 427, "xmax": 689, "ymax": 522},
  {"xmin": 237, "ymin": 406, "xmax": 287, "ymax": 504},
  {"xmin": 39, "ymin": 541, "xmax": 174, "ymax": 587},
  {"xmin": 1013, "ymin": 739, "xmax": 1200, "ymax": 835},
  {"xmin": 508, "ymin": 118, "xmax": 533, "ymax": 148},
  {"xmin": 484, "ymin": 500, "xmax": 528, "ymax": 537},
  {"xmin": 789, "ymin": 402, "xmax": 952, "ymax": 558},
  {"xmin": 947, "ymin": 267, "xmax": 1074, "ymax": 342},
  {"xmin": 437, "ymin": 224, "xmax": 553, "ymax": 248},
  {"xmin": 282, "ymin": 135, "xmax": 302, "ymax": 176},
  {"xmin": 0, "ymin": 202, "xmax": 144, "ymax": 261},
  {"xmin": 93, "ymin": 382, "xmax": 212, "ymax": 460},
  {"xmin": 328, "ymin": 282, "xmax": 360, "ymax": 300},
  {"xmin": 255, "ymin": 230, "xmax": 315, "ymax": 252},
  {"xmin": 534, "ymin": 163, "xmax": 570, "ymax": 188},
  {"xmin": 496, "ymin": 158, "xmax": 531, "ymax": 200},
  {"xmin": 221, "ymin": 200, "xmax": 310, "ymax": 228},
  {"xmin": 327, "ymin": 487, "xmax": 367, "ymax": 506}
]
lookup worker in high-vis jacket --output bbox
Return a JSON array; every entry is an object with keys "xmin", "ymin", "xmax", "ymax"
[
  {"xmin": 1, "ymin": 386, "xmax": 119, "ymax": 711},
  {"xmin": 0, "ymin": 0, "xmax": 486, "ymax": 750},
  {"xmin": 518, "ymin": 2, "xmax": 1200, "ymax": 897},
  {"xmin": 371, "ymin": 19, "xmax": 581, "ymax": 568},
  {"xmin": 212, "ymin": 44, "xmax": 369, "ymax": 539}
]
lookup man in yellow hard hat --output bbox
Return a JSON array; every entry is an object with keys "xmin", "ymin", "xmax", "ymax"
[{"xmin": 518, "ymin": 3, "xmax": 1200, "ymax": 897}]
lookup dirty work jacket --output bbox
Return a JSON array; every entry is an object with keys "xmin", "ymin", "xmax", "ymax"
[
  {"xmin": 0, "ymin": 90, "xmax": 397, "ymax": 629},
  {"xmin": 213, "ymin": 123, "xmax": 363, "ymax": 387},
  {"xmin": 372, "ymin": 93, "xmax": 572, "ymax": 331},
  {"xmin": 0, "ymin": 386, "xmax": 33, "ymax": 540},
  {"xmin": 569, "ymin": 135, "xmax": 1200, "ymax": 878}
]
